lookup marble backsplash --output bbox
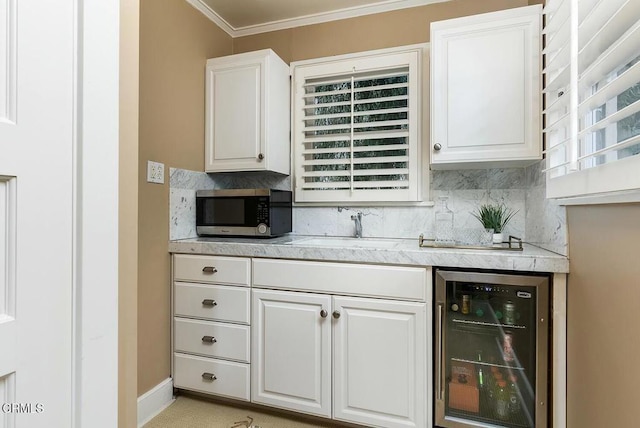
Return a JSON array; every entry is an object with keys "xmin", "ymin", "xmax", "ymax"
[
  {"xmin": 168, "ymin": 167, "xmax": 567, "ymax": 253},
  {"xmin": 169, "ymin": 169, "xmax": 216, "ymax": 240},
  {"xmin": 294, "ymin": 169, "xmax": 528, "ymax": 240},
  {"xmin": 524, "ymin": 160, "xmax": 568, "ymax": 256},
  {"xmin": 170, "ymin": 163, "xmax": 567, "ymax": 255}
]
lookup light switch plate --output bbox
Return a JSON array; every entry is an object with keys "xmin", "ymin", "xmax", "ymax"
[{"xmin": 147, "ymin": 160, "xmax": 165, "ymax": 184}]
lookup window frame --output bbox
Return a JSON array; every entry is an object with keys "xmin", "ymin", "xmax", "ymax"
[
  {"xmin": 290, "ymin": 44, "xmax": 429, "ymax": 205},
  {"xmin": 543, "ymin": 0, "xmax": 640, "ymax": 204}
]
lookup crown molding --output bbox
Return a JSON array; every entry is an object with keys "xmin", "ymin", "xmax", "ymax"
[
  {"xmin": 185, "ymin": 0, "xmax": 235, "ymax": 37},
  {"xmin": 187, "ymin": 0, "xmax": 450, "ymax": 38}
]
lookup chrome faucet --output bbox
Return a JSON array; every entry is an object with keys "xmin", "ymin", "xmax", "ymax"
[{"xmin": 351, "ymin": 212, "xmax": 363, "ymax": 238}]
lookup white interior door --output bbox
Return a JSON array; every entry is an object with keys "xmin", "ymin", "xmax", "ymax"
[{"xmin": 0, "ymin": 1, "xmax": 75, "ymax": 426}]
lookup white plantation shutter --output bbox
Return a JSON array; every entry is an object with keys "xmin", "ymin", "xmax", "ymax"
[
  {"xmin": 292, "ymin": 48, "xmax": 422, "ymax": 203},
  {"xmin": 543, "ymin": 0, "xmax": 640, "ymax": 200},
  {"xmin": 542, "ymin": 0, "xmax": 574, "ymax": 179}
]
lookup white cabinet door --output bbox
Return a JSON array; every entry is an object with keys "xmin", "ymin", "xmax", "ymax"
[
  {"xmin": 205, "ymin": 49, "xmax": 290, "ymax": 174},
  {"xmin": 333, "ymin": 297, "xmax": 427, "ymax": 428},
  {"xmin": 252, "ymin": 289, "xmax": 332, "ymax": 417},
  {"xmin": 431, "ymin": 5, "xmax": 541, "ymax": 168},
  {"xmin": 206, "ymin": 57, "xmax": 262, "ymax": 171}
]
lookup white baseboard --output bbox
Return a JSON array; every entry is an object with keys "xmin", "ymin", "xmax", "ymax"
[{"xmin": 137, "ymin": 378, "xmax": 175, "ymax": 428}]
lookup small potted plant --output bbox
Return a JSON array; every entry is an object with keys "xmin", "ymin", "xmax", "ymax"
[{"xmin": 471, "ymin": 204, "xmax": 518, "ymax": 244}]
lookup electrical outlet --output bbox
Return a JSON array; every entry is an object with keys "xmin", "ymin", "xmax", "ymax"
[{"xmin": 147, "ymin": 160, "xmax": 165, "ymax": 184}]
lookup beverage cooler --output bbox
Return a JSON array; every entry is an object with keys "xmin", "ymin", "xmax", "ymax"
[{"xmin": 434, "ymin": 270, "xmax": 549, "ymax": 428}]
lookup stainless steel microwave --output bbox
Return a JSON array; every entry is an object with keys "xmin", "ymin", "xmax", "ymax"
[{"xmin": 196, "ymin": 189, "xmax": 292, "ymax": 238}]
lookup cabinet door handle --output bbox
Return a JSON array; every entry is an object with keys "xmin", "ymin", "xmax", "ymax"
[
  {"xmin": 433, "ymin": 143, "xmax": 442, "ymax": 151},
  {"xmin": 202, "ymin": 299, "xmax": 217, "ymax": 307},
  {"xmin": 202, "ymin": 266, "xmax": 217, "ymax": 274},
  {"xmin": 320, "ymin": 309, "xmax": 328, "ymax": 318},
  {"xmin": 201, "ymin": 372, "xmax": 217, "ymax": 381},
  {"xmin": 202, "ymin": 335, "xmax": 217, "ymax": 344},
  {"xmin": 332, "ymin": 310, "xmax": 341, "ymax": 319},
  {"xmin": 258, "ymin": 153, "xmax": 264, "ymax": 161}
]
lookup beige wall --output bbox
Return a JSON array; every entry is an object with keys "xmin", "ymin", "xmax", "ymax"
[
  {"xmin": 566, "ymin": 204, "xmax": 640, "ymax": 428},
  {"xmin": 120, "ymin": 0, "xmax": 139, "ymax": 426},
  {"xmin": 232, "ymin": 0, "xmax": 533, "ymax": 61},
  {"xmin": 138, "ymin": 0, "xmax": 232, "ymax": 395}
]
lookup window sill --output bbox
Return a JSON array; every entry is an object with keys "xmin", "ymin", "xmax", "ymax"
[
  {"xmin": 292, "ymin": 200, "xmax": 435, "ymax": 208},
  {"xmin": 555, "ymin": 189, "xmax": 640, "ymax": 206}
]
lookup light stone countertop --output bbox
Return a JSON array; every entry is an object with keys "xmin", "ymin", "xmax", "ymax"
[{"xmin": 169, "ymin": 235, "xmax": 569, "ymax": 273}]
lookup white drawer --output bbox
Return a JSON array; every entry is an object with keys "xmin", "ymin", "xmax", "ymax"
[
  {"xmin": 173, "ymin": 353, "xmax": 250, "ymax": 401},
  {"xmin": 174, "ymin": 282, "xmax": 250, "ymax": 324},
  {"xmin": 174, "ymin": 254, "xmax": 250, "ymax": 286},
  {"xmin": 174, "ymin": 318, "xmax": 250, "ymax": 363},
  {"xmin": 253, "ymin": 259, "xmax": 429, "ymax": 302}
]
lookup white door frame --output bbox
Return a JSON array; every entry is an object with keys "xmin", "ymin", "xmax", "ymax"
[{"xmin": 73, "ymin": 1, "xmax": 120, "ymax": 427}]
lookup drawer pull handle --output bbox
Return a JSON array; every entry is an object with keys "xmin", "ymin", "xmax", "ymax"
[
  {"xmin": 202, "ymin": 299, "xmax": 217, "ymax": 307},
  {"xmin": 202, "ymin": 266, "xmax": 218, "ymax": 274},
  {"xmin": 320, "ymin": 309, "xmax": 328, "ymax": 318},
  {"xmin": 332, "ymin": 310, "xmax": 341, "ymax": 319},
  {"xmin": 202, "ymin": 335, "xmax": 217, "ymax": 344},
  {"xmin": 201, "ymin": 372, "xmax": 217, "ymax": 382}
]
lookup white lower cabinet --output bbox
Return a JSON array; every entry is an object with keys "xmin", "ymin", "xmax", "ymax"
[
  {"xmin": 172, "ymin": 255, "xmax": 252, "ymax": 402},
  {"xmin": 252, "ymin": 289, "xmax": 427, "ymax": 428},
  {"xmin": 251, "ymin": 289, "xmax": 332, "ymax": 417},
  {"xmin": 333, "ymin": 297, "xmax": 426, "ymax": 428},
  {"xmin": 174, "ymin": 318, "xmax": 250, "ymax": 362},
  {"xmin": 174, "ymin": 353, "xmax": 250, "ymax": 400},
  {"xmin": 174, "ymin": 282, "xmax": 250, "ymax": 323},
  {"xmin": 173, "ymin": 255, "xmax": 430, "ymax": 427}
]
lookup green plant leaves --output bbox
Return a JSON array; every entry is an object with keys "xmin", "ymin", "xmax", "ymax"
[{"xmin": 471, "ymin": 204, "xmax": 518, "ymax": 233}]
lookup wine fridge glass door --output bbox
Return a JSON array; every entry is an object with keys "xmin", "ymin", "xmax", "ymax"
[{"xmin": 434, "ymin": 270, "xmax": 549, "ymax": 428}]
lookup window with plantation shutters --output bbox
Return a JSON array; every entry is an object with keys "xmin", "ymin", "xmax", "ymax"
[
  {"xmin": 543, "ymin": 0, "xmax": 640, "ymax": 202},
  {"xmin": 291, "ymin": 47, "xmax": 424, "ymax": 203}
]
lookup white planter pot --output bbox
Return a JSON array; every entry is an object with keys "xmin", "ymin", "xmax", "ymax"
[{"xmin": 492, "ymin": 233, "xmax": 504, "ymax": 244}]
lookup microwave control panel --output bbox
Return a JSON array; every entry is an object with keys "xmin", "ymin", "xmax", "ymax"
[{"xmin": 257, "ymin": 197, "xmax": 269, "ymax": 225}]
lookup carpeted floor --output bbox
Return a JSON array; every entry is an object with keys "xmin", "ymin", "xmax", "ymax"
[{"xmin": 143, "ymin": 395, "xmax": 340, "ymax": 428}]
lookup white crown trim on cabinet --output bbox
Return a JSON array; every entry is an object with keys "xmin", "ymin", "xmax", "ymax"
[
  {"xmin": 137, "ymin": 378, "xmax": 175, "ymax": 428},
  {"xmin": 186, "ymin": 0, "xmax": 450, "ymax": 38}
]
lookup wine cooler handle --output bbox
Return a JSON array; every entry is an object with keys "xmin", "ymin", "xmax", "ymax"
[{"xmin": 437, "ymin": 302, "xmax": 445, "ymax": 401}]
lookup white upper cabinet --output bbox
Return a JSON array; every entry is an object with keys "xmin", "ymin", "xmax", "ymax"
[
  {"xmin": 205, "ymin": 49, "xmax": 290, "ymax": 174},
  {"xmin": 430, "ymin": 5, "xmax": 542, "ymax": 168}
]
